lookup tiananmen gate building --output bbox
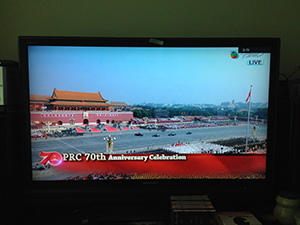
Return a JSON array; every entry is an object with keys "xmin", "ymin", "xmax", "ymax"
[{"xmin": 30, "ymin": 88, "xmax": 133, "ymax": 126}]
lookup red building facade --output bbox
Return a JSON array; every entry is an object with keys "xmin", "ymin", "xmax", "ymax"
[{"xmin": 30, "ymin": 89, "xmax": 133, "ymax": 126}]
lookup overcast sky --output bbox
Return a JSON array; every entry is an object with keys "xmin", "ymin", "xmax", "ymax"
[{"xmin": 28, "ymin": 46, "xmax": 271, "ymax": 105}]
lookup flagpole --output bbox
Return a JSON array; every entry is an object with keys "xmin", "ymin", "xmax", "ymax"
[{"xmin": 245, "ymin": 85, "xmax": 252, "ymax": 152}]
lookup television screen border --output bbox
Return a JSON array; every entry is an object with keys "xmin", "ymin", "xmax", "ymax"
[{"xmin": 18, "ymin": 36, "xmax": 280, "ymax": 201}]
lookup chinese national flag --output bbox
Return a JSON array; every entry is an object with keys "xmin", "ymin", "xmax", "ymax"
[{"xmin": 246, "ymin": 90, "xmax": 251, "ymax": 103}]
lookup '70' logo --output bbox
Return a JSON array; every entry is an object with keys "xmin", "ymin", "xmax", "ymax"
[{"xmin": 39, "ymin": 151, "xmax": 63, "ymax": 166}]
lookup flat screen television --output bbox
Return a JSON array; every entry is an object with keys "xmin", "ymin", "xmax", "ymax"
[{"xmin": 18, "ymin": 37, "xmax": 280, "ymax": 206}]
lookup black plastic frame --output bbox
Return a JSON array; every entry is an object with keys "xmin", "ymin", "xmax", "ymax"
[{"xmin": 18, "ymin": 37, "xmax": 280, "ymax": 203}]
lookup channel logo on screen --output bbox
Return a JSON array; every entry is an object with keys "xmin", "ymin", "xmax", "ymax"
[{"xmin": 229, "ymin": 51, "xmax": 239, "ymax": 59}]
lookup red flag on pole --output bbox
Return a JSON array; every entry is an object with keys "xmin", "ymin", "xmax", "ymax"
[{"xmin": 246, "ymin": 86, "xmax": 252, "ymax": 103}]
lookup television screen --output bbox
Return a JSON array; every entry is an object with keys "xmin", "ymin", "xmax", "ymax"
[{"xmin": 19, "ymin": 37, "xmax": 279, "ymax": 193}]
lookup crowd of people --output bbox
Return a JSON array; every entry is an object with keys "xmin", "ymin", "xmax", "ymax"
[
  {"xmin": 165, "ymin": 141, "xmax": 236, "ymax": 154},
  {"xmin": 58, "ymin": 171, "xmax": 266, "ymax": 180},
  {"xmin": 59, "ymin": 172, "xmax": 134, "ymax": 180}
]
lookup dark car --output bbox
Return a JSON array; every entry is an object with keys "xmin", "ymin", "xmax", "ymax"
[
  {"xmin": 168, "ymin": 132, "xmax": 176, "ymax": 136},
  {"xmin": 152, "ymin": 134, "xmax": 160, "ymax": 137},
  {"xmin": 134, "ymin": 132, "xmax": 143, "ymax": 136},
  {"xmin": 186, "ymin": 131, "xmax": 192, "ymax": 135}
]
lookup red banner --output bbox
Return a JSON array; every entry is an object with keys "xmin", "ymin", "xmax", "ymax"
[{"xmin": 38, "ymin": 153, "xmax": 266, "ymax": 180}]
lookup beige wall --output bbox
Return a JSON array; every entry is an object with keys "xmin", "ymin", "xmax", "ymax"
[{"xmin": 1, "ymin": 0, "xmax": 299, "ymax": 78}]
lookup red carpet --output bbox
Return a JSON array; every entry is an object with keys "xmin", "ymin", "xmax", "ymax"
[
  {"xmin": 105, "ymin": 126, "xmax": 121, "ymax": 132},
  {"xmin": 74, "ymin": 127, "xmax": 85, "ymax": 133},
  {"xmin": 89, "ymin": 127, "xmax": 101, "ymax": 132}
]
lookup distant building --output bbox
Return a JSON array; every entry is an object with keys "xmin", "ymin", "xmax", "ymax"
[
  {"xmin": 228, "ymin": 99, "xmax": 236, "ymax": 109},
  {"xmin": 110, "ymin": 101, "xmax": 131, "ymax": 111},
  {"xmin": 30, "ymin": 95, "xmax": 51, "ymax": 110}
]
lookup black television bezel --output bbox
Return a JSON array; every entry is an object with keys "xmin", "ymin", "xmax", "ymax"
[{"xmin": 19, "ymin": 36, "xmax": 280, "ymax": 202}]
